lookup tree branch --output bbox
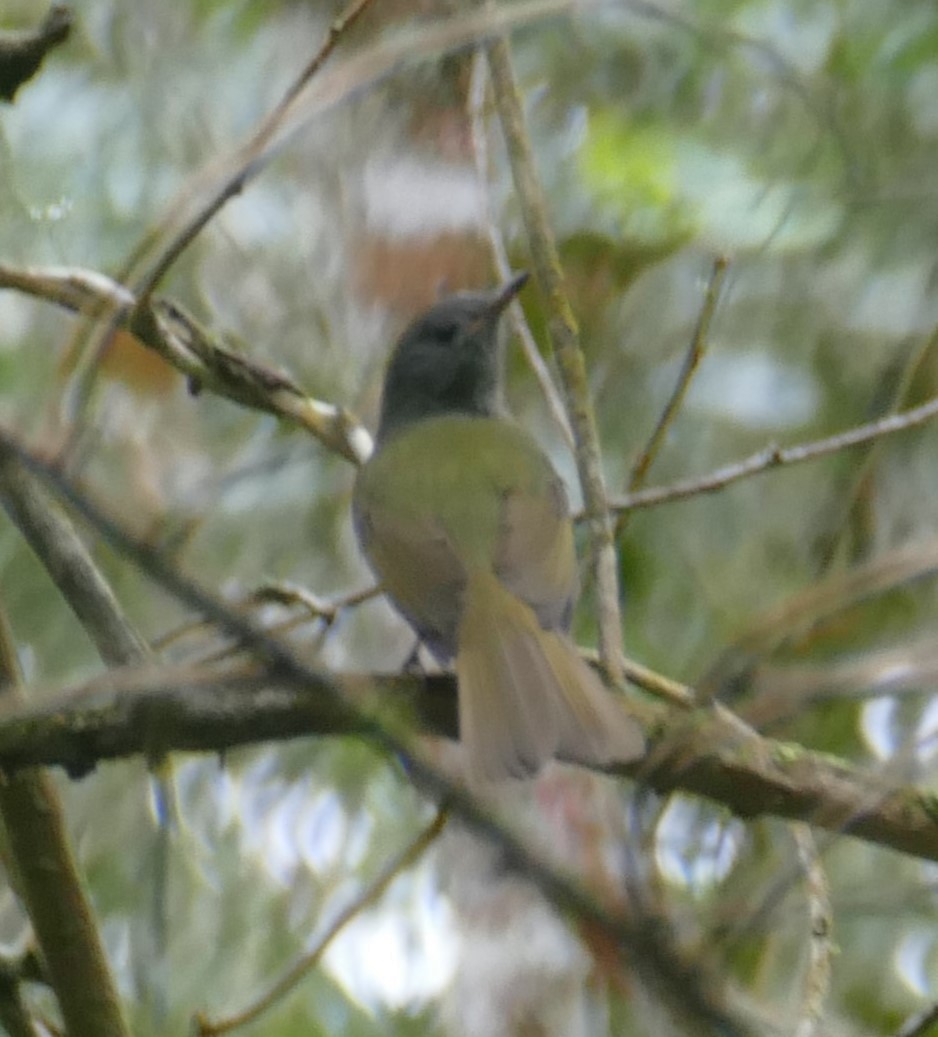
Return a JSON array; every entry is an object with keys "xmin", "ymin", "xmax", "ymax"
[
  {"xmin": 0, "ymin": 449, "xmax": 149, "ymax": 669},
  {"xmin": 791, "ymin": 824, "xmax": 832, "ymax": 1037},
  {"xmin": 0, "ymin": 262, "xmax": 371, "ymax": 465},
  {"xmin": 0, "ymin": 607, "xmax": 131, "ymax": 1037},
  {"xmin": 134, "ymin": 0, "xmax": 379, "ymax": 302},
  {"xmin": 467, "ymin": 50, "xmax": 574, "ymax": 450},
  {"xmin": 612, "ymin": 389, "xmax": 938, "ymax": 512},
  {"xmin": 1, "ymin": 643, "xmax": 937, "ymax": 866},
  {"xmin": 625, "ymin": 256, "xmax": 728, "ymax": 494}
]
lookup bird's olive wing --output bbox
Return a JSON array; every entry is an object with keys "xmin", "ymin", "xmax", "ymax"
[{"xmin": 492, "ymin": 464, "xmax": 578, "ymax": 634}]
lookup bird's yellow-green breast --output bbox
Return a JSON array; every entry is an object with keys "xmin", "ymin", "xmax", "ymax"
[{"xmin": 353, "ymin": 413, "xmax": 577, "ymax": 653}]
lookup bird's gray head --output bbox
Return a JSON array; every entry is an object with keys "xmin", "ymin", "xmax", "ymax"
[{"xmin": 375, "ymin": 272, "xmax": 528, "ymax": 443}]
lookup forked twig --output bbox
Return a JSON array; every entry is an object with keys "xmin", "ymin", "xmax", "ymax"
[{"xmin": 612, "ymin": 389, "xmax": 938, "ymax": 513}]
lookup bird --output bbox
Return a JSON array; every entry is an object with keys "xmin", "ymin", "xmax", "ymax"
[{"xmin": 353, "ymin": 272, "xmax": 644, "ymax": 781}]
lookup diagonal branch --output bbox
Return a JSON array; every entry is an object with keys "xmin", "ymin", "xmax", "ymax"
[
  {"xmin": 133, "ymin": 0, "xmax": 378, "ymax": 302},
  {"xmin": 0, "ymin": 446, "xmax": 148, "ymax": 669},
  {"xmin": 0, "ymin": 262, "xmax": 371, "ymax": 464},
  {"xmin": 467, "ymin": 50, "xmax": 574, "ymax": 450}
]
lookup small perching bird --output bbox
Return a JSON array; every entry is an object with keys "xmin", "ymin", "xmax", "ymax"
[{"xmin": 353, "ymin": 273, "xmax": 644, "ymax": 781}]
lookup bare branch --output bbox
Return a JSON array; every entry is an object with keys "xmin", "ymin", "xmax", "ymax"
[
  {"xmin": 0, "ymin": 607, "xmax": 131, "ymax": 1037},
  {"xmin": 0, "ymin": 263, "xmax": 371, "ymax": 464},
  {"xmin": 625, "ymin": 256, "xmax": 729, "ymax": 493},
  {"xmin": 0, "ymin": 447, "xmax": 148, "ymax": 669},
  {"xmin": 118, "ymin": 0, "xmax": 583, "ymax": 304},
  {"xmin": 5, "ymin": 607, "xmax": 938, "ymax": 872},
  {"xmin": 134, "ymin": 300, "xmax": 372, "ymax": 463},
  {"xmin": 612, "ymin": 390, "xmax": 938, "ymax": 513},
  {"xmin": 135, "ymin": 0, "xmax": 379, "ymax": 301},
  {"xmin": 151, "ymin": 582, "xmax": 379, "ymax": 659},
  {"xmin": 0, "ymin": 660, "xmax": 936, "ymax": 864}
]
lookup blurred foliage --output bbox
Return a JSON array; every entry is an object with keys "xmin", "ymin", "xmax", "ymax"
[{"xmin": 3, "ymin": 0, "xmax": 938, "ymax": 1034}]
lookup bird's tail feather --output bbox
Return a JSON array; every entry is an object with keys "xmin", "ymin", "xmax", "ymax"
[{"xmin": 456, "ymin": 571, "xmax": 644, "ymax": 782}]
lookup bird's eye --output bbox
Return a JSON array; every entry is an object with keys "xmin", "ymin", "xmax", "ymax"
[{"xmin": 434, "ymin": 323, "xmax": 460, "ymax": 346}]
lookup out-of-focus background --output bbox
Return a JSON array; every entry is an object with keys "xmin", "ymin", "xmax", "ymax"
[{"xmin": 3, "ymin": 0, "xmax": 938, "ymax": 1034}]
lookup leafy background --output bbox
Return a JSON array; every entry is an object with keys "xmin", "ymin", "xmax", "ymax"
[{"xmin": 3, "ymin": 0, "xmax": 938, "ymax": 1034}]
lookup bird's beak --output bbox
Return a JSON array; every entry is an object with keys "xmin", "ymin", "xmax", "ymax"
[{"xmin": 487, "ymin": 270, "xmax": 529, "ymax": 315}]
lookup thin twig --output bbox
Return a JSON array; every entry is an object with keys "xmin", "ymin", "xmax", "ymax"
[
  {"xmin": 485, "ymin": 33, "xmax": 625, "ymax": 683},
  {"xmin": 196, "ymin": 808, "xmax": 449, "ymax": 1036},
  {"xmin": 135, "ymin": 0, "xmax": 378, "ymax": 302},
  {"xmin": 611, "ymin": 389, "xmax": 938, "ymax": 513},
  {"xmin": 164, "ymin": 583, "xmax": 380, "ymax": 669},
  {"xmin": 119, "ymin": 0, "xmax": 580, "ymax": 299},
  {"xmin": 151, "ymin": 583, "xmax": 378, "ymax": 654},
  {"xmin": 626, "ymin": 256, "xmax": 729, "ymax": 493},
  {"xmin": 249, "ymin": 581, "xmax": 379, "ymax": 620},
  {"xmin": 621, "ymin": 654, "xmax": 695, "ymax": 707},
  {"xmin": 811, "ymin": 324, "xmax": 938, "ymax": 575},
  {"xmin": 791, "ymin": 824, "xmax": 832, "ymax": 1037},
  {"xmin": 580, "ymin": 648, "xmax": 694, "ymax": 708},
  {"xmin": 467, "ymin": 51, "xmax": 574, "ymax": 450}
]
